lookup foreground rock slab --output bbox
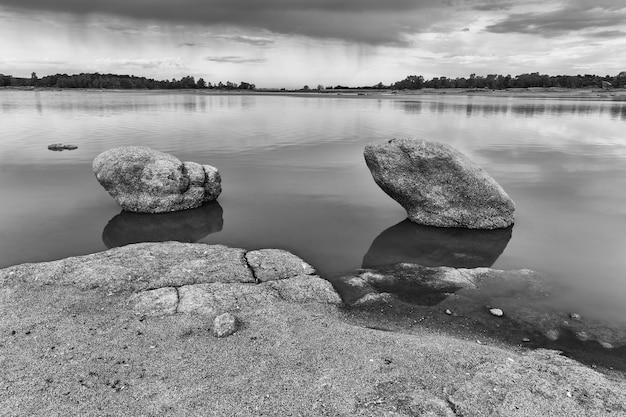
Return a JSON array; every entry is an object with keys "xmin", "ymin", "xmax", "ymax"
[
  {"xmin": 93, "ymin": 146, "xmax": 221, "ymax": 213},
  {"xmin": 1, "ymin": 243, "xmax": 625, "ymax": 416},
  {"xmin": 364, "ymin": 138, "xmax": 515, "ymax": 229}
]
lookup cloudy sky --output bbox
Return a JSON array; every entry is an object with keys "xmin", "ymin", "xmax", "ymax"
[{"xmin": 1, "ymin": 0, "xmax": 625, "ymax": 88}]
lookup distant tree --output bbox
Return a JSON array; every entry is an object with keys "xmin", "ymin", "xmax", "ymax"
[
  {"xmin": 238, "ymin": 81, "xmax": 255, "ymax": 90},
  {"xmin": 197, "ymin": 78, "xmax": 206, "ymax": 89},
  {"xmin": 316, "ymin": 84, "xmax": 324, "ymax": 91},
  {"xmin": 180, "ymin": 76, "xmax": 196, "ymax": 89},
  {"xmin": 0, "ymin": 74, "xmax": 12, "ymax": 87},
  {"xmin": 392, "ymin": 75, "xmax": 424, "ymax": 90},
  {"xmin": 302, "ymin": 85, "xmax": 310, "ymax": 91}
]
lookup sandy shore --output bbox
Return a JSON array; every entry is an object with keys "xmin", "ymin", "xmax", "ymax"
[
  {"xmin": 5, "ymin": 86, "xmax": 626, "ymax": 101},
  {"xmin": 271, "ymin": 87, "xmax": 626, "ymax": 101},
  {"xmin": 2, "ymin": 242, "xmax": 625, "ymax": 416}
]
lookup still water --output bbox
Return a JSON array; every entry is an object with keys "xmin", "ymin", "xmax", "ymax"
[{"xmin": 1, "ymin": 90, "xmax": 626, "ymax": 337}]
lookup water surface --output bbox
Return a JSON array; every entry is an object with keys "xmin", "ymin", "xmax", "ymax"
[{"xmin": 2, "ymin": 90, "xmax": 626, "ymax": 340}]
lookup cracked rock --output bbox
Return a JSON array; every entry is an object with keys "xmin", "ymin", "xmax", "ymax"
[
  {"xmin": 93, "ymin": 146, "xmax": 221, "ymax": 213},
  {"xmin": 245, "ymin": 249, "xmax": 316, "ymax": 282},
  {"xmin": 265, "ymin": 275, "xmax": 342, "ymax": 304},
  {"xmin": 130, "ymin": 287, "xmax": 178, "ymax": 316},
  {"xmin": 178, "ymin": 282, "xmax": 278, "ymax": 316}
]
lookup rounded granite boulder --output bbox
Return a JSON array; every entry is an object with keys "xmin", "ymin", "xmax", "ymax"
[
  {"xmin": 93, "ymin": 146, "xmax": 221, "ymax": 213},
  {"xmin": 364, "ymin": 138, "xmax": 515, "ymax": 229}
]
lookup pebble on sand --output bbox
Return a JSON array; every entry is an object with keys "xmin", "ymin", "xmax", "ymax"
[
  {"xmin": 489, "ymin": 308, "xmax": 504, "ymax": 317},
  {"xmin": 213, "ymin": 313, "xmax": 238, "ymax": 338}
]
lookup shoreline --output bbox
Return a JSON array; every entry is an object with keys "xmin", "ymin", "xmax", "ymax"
[
  {"xmin": 3, "ymin": 85, "xmax": 626, "ymax": 101},
  {"xmin": 1, "ymin": 242, "xmax": 625, "ymax": 416}
]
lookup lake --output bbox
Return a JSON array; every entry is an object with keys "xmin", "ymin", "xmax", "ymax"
[{"xmin": 2, "ymin": 90, "xmax": 626, "ymax": 355}]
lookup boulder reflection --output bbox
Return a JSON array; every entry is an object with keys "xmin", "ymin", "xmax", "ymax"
[
  {"xmin": 362, "ymin": 219, "xmax": 512, "ymax": 269},
  {"xmin": 102, "ymin": 201, "xmax": 223, "ymax": 248}
]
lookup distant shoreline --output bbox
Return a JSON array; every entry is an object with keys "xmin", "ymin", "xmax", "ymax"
[{"xmin": 3, "ymin": 86, "xmax": 626, "ymax": 100}]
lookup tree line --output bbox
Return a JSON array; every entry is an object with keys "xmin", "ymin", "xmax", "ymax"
[
  {"xmin": 0, "ymin": 72, "xmax": 255, "ymax": 90},
  {"xmin": 2, "ymin": 71, "xmax": 625, "ymax": 91},
  {"xmin": 389, "ymin": 72, "xmax": 626, "ymax": 90}
]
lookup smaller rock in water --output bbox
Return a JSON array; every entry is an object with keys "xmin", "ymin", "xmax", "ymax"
[
  {"xmin": 600, "ymin": 341, "xmax": 614, "ymax": 349},
  {"xmin": 522, "ymin": 337, "xmax": 531, "ymax": 343},
  {"xmin": 93, "ymin": 146, "xmax": 221, "ymax": 213},
  {"xmin": 575, "ymin": 331, "xmax": 590, "ymax": 341},
  {"xmin": 545, "ymin": 329, "xmax": 560, "ymax": 341},
  {"xmin": 489, "ymin": 308, "xmax": 504, "ymax": 317},
  {"xmin": 48, "ymin": 143, "xmax": 78, "ymax": 151},
  {"xmin": 213, "ymin": 312, "xmax": 238, "ymax": 338}
]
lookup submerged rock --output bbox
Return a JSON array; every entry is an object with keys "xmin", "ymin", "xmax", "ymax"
[
  {"xmin": 364, "ymin": 138, "xmax": 515, "ymax": 229},
  {"xmin": 93, "ymin": 146, "xmax": 221, "ymax": 213},
  {"xmin": 337, "ymin": 263, "xmax": 626, "ymax": 349}
]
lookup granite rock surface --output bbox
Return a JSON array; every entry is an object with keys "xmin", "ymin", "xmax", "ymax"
[{"xmin": 93, "ymin": 146, "xmax": 221, "ymax": 213}]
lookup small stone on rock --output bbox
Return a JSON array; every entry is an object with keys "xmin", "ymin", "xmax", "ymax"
[
  {"xmin": 489, "ymin": 308, "xmax": 504, "ymax": 317},
  {"xmin": 445, "ymin": 309, "xmax": 452, "ymax": 315},
  {"xmin": 569, "ymin": 312, "xmax": 582, "ymax": 320},
  {"xmin": 213, "ymin": 312, "xmax": 238, "ymax": 338},
  {"xmin": 522, "ymin": 337, "xmax": 531, "ymax": 343}
]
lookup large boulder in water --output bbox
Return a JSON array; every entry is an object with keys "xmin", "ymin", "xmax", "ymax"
[
  {"xmin": 364, "ymin": 138, "xmax": 515, "ymax": 229},
  {"xmin": 93, "ymin": 146, "xmax": 221, "ymax": 213}
]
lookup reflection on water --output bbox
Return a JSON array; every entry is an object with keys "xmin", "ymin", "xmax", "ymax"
[
  {"xmin": 397, "ymin": 98, "xmax": 626, "ymax": 120},
  {"xmin": 362, "ymin": 219, "xmax": 512, "ymax": 269},
  {"xmin": 102, "ymin": 201, "xmax": 223, "ymax": 248}
]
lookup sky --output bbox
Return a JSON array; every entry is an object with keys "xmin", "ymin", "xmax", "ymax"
[{"xmin": 0, "ymin": 0, "xmax": 625, "ymax": 88}]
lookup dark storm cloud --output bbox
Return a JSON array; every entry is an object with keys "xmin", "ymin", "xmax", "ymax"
[
  {"xmin": 472, "ymin": 2, "xmax": 515, "ymax": 12},
  {"xmin": 204, "ymin": 56, "xmax": 266, "ymax": 64},
  {"xmin": 485, "ymin": 4, "xmax": 626, "ymax": 37},
  {"xmin": 0, "ymin": 0, "xmax": 450, "ymax": 44},
  {"xmin": 586, "ymin": 30, "xmax": 626, "ymax": 38},
  {"xmin": 213, "ymin": 35, "xmax": 275, "ymax": 46}
]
